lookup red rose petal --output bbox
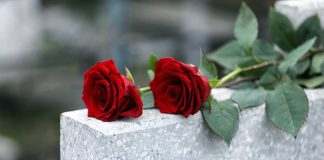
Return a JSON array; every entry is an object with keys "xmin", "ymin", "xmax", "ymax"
[
  {"xmin": 150, "ymin": 57, "xmax": 211, "ymax": 118},
  {"xmin": 82, "ymin": 59, "xmax": 143, "ymax": 122}
]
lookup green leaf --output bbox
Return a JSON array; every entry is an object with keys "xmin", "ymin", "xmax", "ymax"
[
  {"xmin": 209, "ymin": 79, "xmax": 219, "ymax": 88},
  {"xmin": 201, "ymin": 99, "xmax": 240, "ymax": 146},
  {"xmin": 259, "ymin": 66, "xmax": 279, "ymax": 87},
  {"xmin": 234, "ymin": 2, "xmax": 258, "ymax": 50},
  {"xmin": 238, "ymin": 59, "xmax": 265, "ymax": 77},
  {"xmin": 297, "ymin": 76, "xmax": 324, "ymax": 88},
  {"xmin": 148, "ymin": 54, "xmax": 158, "ymax": 72},
  {"xmin": 288, "ymin": 59, "xmax": 310, "ymax": 77},
  {"xmin": 232, "ymin": 88, "xmax": 268, "ymax": 110},
  {"xmin": 125, "ymin": 67, "xmax": 135, "ymax": 84},
  {"xmin": 207, "ymin": 41, "xmax": 249, "ymax": 70},
  {"xmin": 231, "ymin": 81, "xmax": 257, "ymax": 89},
  {"xmin": 322, "ymin": 63, "xmax": 324, "ymax": 76},
  {"xmin": 252, "ymin": 39, "xmax": 279, "ymax": 61},
  {"xmin": 279, "ymin": 38, "xmax": 316, "ymax": 73},
  {"xmin": 269, "ymin": 8, "xmax": 297, "ymax": 51},
  {"xmin": 310, "ymin": 53, "xmax": 324, "ymax": 74},
  {"xmin": 277, "ymin": 74, "xmax": 293, "ymax": 85},
  {"xmin": 297, "ymin": 15, "xmax": 323, "ymax": 47},
  {"xmin": 147, "ymin": 69, "xmax": 155, "ymax": 81},
  {"xmin": 266, "ymin": 83, "xmax": 309, "ymax": 137},
  {"xmin": 200, "ymin": 50, "xmax": 218, "ymax": 79},
  {"xmin": 141, "ymin": 91, "xmax": 155, "ymax": 109}
]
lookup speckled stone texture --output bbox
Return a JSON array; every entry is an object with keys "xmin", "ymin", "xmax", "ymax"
[
  {"xmin": 61, "ymin": 89, "xmax": 324, "ymax": 160},
  {"xmin": 275, "ymin": 0, "xmax": 324, "ymax": 28}
]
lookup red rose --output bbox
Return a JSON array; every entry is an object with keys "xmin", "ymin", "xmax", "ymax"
[
  {"xmin": 150, "ymin": 58, "xmax": 211, "ymax": 117},
  {"xmin": 82, "ymin": 59, "xmax": 143, "ymax": 122}
]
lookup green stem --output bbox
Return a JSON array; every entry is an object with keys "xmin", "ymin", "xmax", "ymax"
[
  {"xmin": 245, "ymin": 47, "xmax": 261, "ymax": 63},
  {"xmin": 310, "ymin": 47, "xmax": 324, "ymax": 53},
  {"xmin": 213, "ymin": 47, "xmax": 322, "ymax": 88},
  {"xmin": 221, "ymin": 76, "xmax": 258, "ymax": 88},
  {"xmin": 139, "ymin": 86, "xmax": 151, "ymax": 94},
  {"xmin": 241, "ymin": 61, "xmax": 276, "ymax": 72},
  {"xmin": 300, "ymin": 47, "xmax": 324, "ymax": 61},
  {"xmin": 215, "ymin": 67, "xmax": 242, "ymax": 87},
  {"xmin": 215, "ymin": 61, "xmax": 276, "ymax": 88}
]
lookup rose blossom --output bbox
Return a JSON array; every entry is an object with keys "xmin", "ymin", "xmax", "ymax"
[
  {"xmin": 150, "ymin": 58, "xmax": 211, "ymax": 117},
  {"xmin": 82, "ymin": 59, "xmax": 143, "ymax": 122}
]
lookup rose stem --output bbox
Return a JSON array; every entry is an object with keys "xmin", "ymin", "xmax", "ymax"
[
  {"xmin": 221, "ymin": 76, "xmax": 258, "ymax": 88},
  {"xmin": 139, "ymin": 86, "xmax": 151, "ymax": 94},
  {"xmin": 300, "ymin": 47, "xmax": 324, "ymax": 61},
  {"xmin": 215, "ymin": 61, "xmax": 276, "ymax": 88},
  {"xmin": 214, "ymin": 47, "xmax": 324, "ymax": 88},
  {"xmin": 215, "ymin": 67, "xmax": 242, "ymax": 88}
]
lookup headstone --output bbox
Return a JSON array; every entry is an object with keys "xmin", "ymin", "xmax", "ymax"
[
  {"xmin": 275, "ymin": 0, "xmax": 324, "ymax": 28},
  {"xmin": 61, "ymin": 89, "xmax": 324, "ymax": 160},
  {"xmin": 0, "ymin": 135, "xmax": 20, "ymax": 160},
  {"xmin": 0, "ymin": 0, "xmax": 41, "ymax": 68}
]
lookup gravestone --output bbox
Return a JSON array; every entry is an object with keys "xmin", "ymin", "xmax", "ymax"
[
  {"xmin": 61, "ymin": 89, "xmax": 324, "ymax": 160},
  {"xmin": 275, "ymin": 0, "xmax": 324, "ymax": 28}
]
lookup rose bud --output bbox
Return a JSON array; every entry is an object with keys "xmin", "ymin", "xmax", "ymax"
[
  {"xmin": 82, "ymin": 59, "xmax": 143, "ymax": 122},
  {"xmin": 150, "ymin": 58, "xmax": 211, "ymax": 117}
]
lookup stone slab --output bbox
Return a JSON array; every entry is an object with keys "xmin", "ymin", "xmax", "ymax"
[
  {"xmin": 0, "ymin": 135, "xmax": 19, "ymax": 160},
  {"xmin": 275, "ymin": 0, "xmax": 324, "ymax": 28},
  {"xmin": 61, "ymin": 89, "xmax": 324, "ymax": 160}
]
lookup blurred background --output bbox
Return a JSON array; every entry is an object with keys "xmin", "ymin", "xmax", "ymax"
[{"xmin": 0, "ymin": 0, "xmax": 275, "ymax": 159}]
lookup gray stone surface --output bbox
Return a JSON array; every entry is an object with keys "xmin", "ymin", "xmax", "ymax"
[
  {"xmin": 0, "ymin": 135, "xmax": 20, "ymax": 160},
  {"xmin": 275, "ymin": 0, "xmax": 324, "ymax": 28},
  {"xmin": 61, "ymin": 89, "xmax": 324, "ymax": 160}
]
